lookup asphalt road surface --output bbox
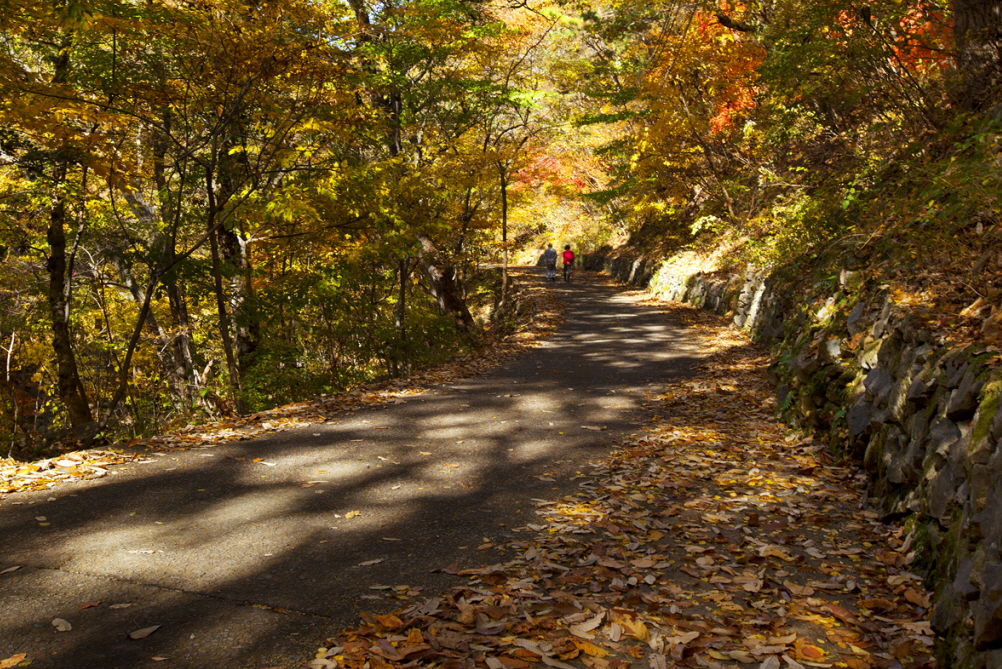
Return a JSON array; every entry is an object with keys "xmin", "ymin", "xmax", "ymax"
[{"xmin": 0, "ymin": 272, "xmax": 709, "ymax": 669}]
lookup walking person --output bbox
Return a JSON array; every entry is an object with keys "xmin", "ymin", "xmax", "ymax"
[
  {"xmin": 542, "ymin": 243, "xmax": 557, "ymax": 282},
  {"xmin": 562, "ymin": 245, "xmax": 575, "ymax": 282}
]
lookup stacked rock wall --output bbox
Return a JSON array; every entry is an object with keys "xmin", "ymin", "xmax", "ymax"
[{"xmin": 586, "ymin": 252, "xmax": 1002, "ymax": 668}]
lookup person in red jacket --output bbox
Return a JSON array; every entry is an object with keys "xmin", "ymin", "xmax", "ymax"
[{"xmin": 561, "ymin": 245, "xmax": 575, "ymax": 282}]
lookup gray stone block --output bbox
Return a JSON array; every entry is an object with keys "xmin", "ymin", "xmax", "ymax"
[
  {"xmin": 871, "ymin": 299, "xmax": 893, "ymax": 338},
  {"xmin": 908, "ymin": 410, "xmax": 931, "ymax": 447},
  {"xmin": 947, "ymin": 357, "xmax": 972, "ymax": 390},
  {"xmin": 933, "ymin": 582, "xmax": 966, "ymax": 635},
  {"xmin": 928, "ymin": 464, "xmax": 957, "ymax": 522},
  {"xmin": 930, "ymin": 418, "xmax": 964, "ymax": 458},
  {"xmin": 907, "ymin": 368, "xmax": 938, "ymax": 405},
  {"xmin": 877, "ymin": 331, "xmax": 904, "ymax": 370},
  {"xmin": 955, "ymin": 557, "xmax": 982, "ymax": 602},
  {"xmin": 864, "ymin": 367, "xmax": 894, "ymax": 404},
  {"xmin": 974, "ymin": 561, "xmax": 1002, "ymax": 650},
  {"xmin": 948, "ymin": 367, "xmax": 987, "ymax": 421},
  {"xmin": 863, "ymin": 431, "xmax": 883, "ymax": 472},
  {"xmin": 848, "ymin": 398, "xmax": 873, "ymax": 442},
  {"xmin": 860, "ymin": 338, "xmax": 881, "ymax": 370},
  {"xmin": 846, "ymin": 301, "xmax": 867, "ymax": 335}
]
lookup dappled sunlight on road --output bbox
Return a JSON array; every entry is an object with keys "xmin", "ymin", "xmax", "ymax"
[{"xmin": 0, "ymin": 272, "xmax": 710, "ymax": 669}]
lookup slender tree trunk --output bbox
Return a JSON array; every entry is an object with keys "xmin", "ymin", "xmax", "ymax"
[
  {"xmin": 218, "ymin": 225, "xmax": 259, "ymax": 374},
  {"xmin": 498, "ymin": 164, "xmax": 510, "ymax": 306},
  {"xmin": 206, "ymin": 164, "xmax": 244, "ymax": 414},
  {"xmin": 46, "ymin": 32, "xmax": 93, "ymax": 427},
  {"xmin": 151, "ymin": 106, "xmax": 198, "ymax": 399},
  {"xmin": 166, "ymin": 280, "xmax": 197, "ymax": 388},
  {"xmin": 394, "ymin": 257, "xmax": 409, "ymax": 377}
]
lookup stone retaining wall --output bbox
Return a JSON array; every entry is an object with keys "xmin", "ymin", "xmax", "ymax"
[{"xmin": 586, "ymin": 252, "xmax": 1002, "ymax": 668}]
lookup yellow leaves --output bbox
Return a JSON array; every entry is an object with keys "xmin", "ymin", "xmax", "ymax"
[
  {"xmin": 0, "ymin": 450, "xmax": 134, "ymax": 494},
  {"xmin": 0, "ymin": 654, "xmax": 28, "ymax": 669},
  {"xmin": 612, "ymin": 614, "xmax": 648, "ymax": 642},
  {"xmin": 570, "ymin": 639, "xmax": 610, "ymax": 658},
  {"xmin": 758, "ymin": 545, "xmax": 794, "ymax": 561},
  {"xmin": 374, "ymin": 615, "xmax": 403, "ymax": 629},
  {"xmin": 793, "ymin": 638, "xmax": 826, "ymax": 662}
]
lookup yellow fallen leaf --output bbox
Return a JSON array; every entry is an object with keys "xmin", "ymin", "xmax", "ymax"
[
  {"xmin": 0, "ymin": 654, "xmax": 28, "ymax": 669},
  {"xmin": 760, "ymin": 545, "xmax": 794, "ymax": 561},
  {"xmin": 571, "ymin": 639, "xmax": 611, "ymax": 657},
  {"xmin": 375, "ymin": 615, "xmax": 404, "ymax": 629},
  {"xmin": 619, "ymin": 617, "xmax": 648, "ymax": 641},
  {"xmin": 345, "ymin": 510, "xmax": 361, "ymax": 519}
]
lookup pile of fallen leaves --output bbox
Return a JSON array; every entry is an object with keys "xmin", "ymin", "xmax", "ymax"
[
  {"xmin": 0, "ymin": 270, "xmax": 562, "ymax": 496},
  {"xmin": 0, "ymin": 450, "xmax": 139, "ymax": 495},
  {"xmin": 311, "ymin": 300, "xmax": 933, "ymax": 669}
]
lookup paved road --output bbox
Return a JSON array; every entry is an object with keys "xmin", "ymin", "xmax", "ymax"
[{"xmin": 0, "ymin": 272, "xmax": 708, "ymax": 668}]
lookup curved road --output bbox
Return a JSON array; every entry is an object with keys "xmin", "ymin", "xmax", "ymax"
[{"xmin": 0, "ymin": 273, "xmax": 709, "ymax": 668}]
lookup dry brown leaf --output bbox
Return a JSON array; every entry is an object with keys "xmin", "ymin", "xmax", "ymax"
[{"xmin": 129, "ymin": 625, "xmax": 161, "ymax": 640}]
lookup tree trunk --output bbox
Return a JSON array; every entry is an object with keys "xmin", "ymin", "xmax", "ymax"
[
  {"xmin": 47, "ymin": 172, "xmax": 94, "ymax": 426},
  {"xmin": 498, "ymin": 164, "xmax": 510, "ymax": 306},
  {"xmin": 954, "ymin": 0, "xmax": 1002, "ymax": 109},
  {"xmin": 394, "ymin": 257, "xmax": 409, "ymax": 377},
  {"xmin": 217, "ymin": 225, "xmax": 259, "ymax": 374},
  {"xmin": 416, "ymin": 234, "xmax": 476, "ymax": 332},
  {"xmin": 46, "ymin": 32, "xmax": 93, "ymax": 427},
  {"xmin": 151, "ymin": 105, "xmax": 198, "ymax": 400},
  {"xmin": 206, "ymin": 164, "xmax": 244, "ymax": 414},
  {"xmin": 166, "ymin": 279, "xmax": 198, "ymax": 392}
]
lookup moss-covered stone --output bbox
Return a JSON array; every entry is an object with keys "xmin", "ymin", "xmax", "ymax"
[{"xmin": 970, "ymin": 370, "xmax": 1002, "ymax": 452}]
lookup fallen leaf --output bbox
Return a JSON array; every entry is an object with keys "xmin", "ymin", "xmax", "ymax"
[
  {"xmin": 109, "ymin": 603, "xmax": 134, "ymax": 609},
  {"xmin": 571, "ymin": 639, "xmax": 610, "ymax": 657},
  {"xmin": 345, "ymin": 510, "xmax": 361, "ymax": 519},
  {"xmin": 374, "ymin": 615, "xmax": 404, "ymax": 629},
  {"xmin": 759, "ymin": 545, "xmax": 794, "ymax": 561},
  {"xmin": 52, "ymin": 618, "xmax": 72, "ymax": 632},
  {"xmin": 129, "ymin": 625, "xmax": 162, "ymax": 640},
  {"xmin": 904, "ymin": 588, "xmax": 930, "ymax": 607},
  {"xmin": 78, "ymin": 601, "xmax": 101, "ymax": 609},
  {"xmin": 858, "ymin": 598, "xmax": 894, "ymax": 612},
  {"xmin": 569, "ymin": 612, "xmax": 605, "ymax": 639},
  {"xmin": 0, "ymin": 654, "xmax": 27, "ymax": 669},
  {"xmin": 666, "ymin": 631, "xmax": 699, "ymax": 645},
  {"xmin": 0, "ymin": 566, "xmax": 21, "ymax": 575},
  {"xmin": 359, "ymin": 559, "xmax": 385, "ymax": 567}
]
